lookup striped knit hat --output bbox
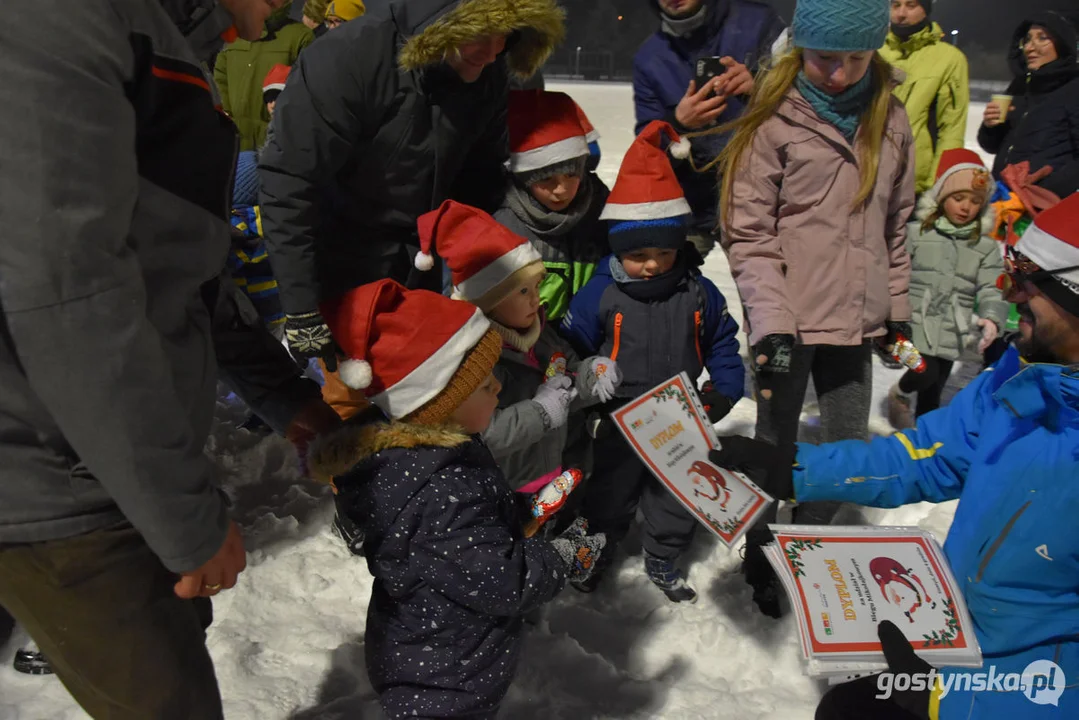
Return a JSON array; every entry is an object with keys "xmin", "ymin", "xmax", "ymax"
[
  {"xmin": 793, "ymin": 0, "xmax": 890, "ymax": 51},
  {"xmin": 600, "ymin": 120, "xmax": 691, "ymax": 254}
]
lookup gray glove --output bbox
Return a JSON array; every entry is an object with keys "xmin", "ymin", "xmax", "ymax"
[
  {"xmin": 578, "ymin": 356, "xmax": 622, "ymax": 403},
  {"xmin": 549, "ymin": 517, "xmax": 606, "ymax": 583},
  {"xmin": 532, "ymin": 375, "xmax": 577, "ymax": 430}
]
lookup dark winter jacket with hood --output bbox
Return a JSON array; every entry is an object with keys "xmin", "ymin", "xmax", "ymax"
[
  {"xmin": 560, "ymin": 250, "xmax": 745, "ymax": 404},
  {"xmin": 310, "ymin": 416, "xmax": 566, "ymax": 718},
  {"xmin": 0, "ymin": 0, "xmax": 322, "ymax": 573},
  {"xmin": 978, "ymin": 12, "xmax": 1079, "ymax": 198},
  {"xmin": 259, "ymin": 0, "xmax": 565, "ymax": 314},
  {"xmin": 633, "ymin": 0, "xmax": 786, "ymax": 235}
]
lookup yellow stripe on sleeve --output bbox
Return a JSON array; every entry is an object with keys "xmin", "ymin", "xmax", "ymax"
[{"xmin": 894, "ymin": 433, "xmax": 944, "ymax": 460}]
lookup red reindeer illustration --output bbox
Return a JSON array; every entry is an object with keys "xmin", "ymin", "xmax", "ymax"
[{"xmin": 689, "ymin": 460, "xmax": 731, "ymax": 508}]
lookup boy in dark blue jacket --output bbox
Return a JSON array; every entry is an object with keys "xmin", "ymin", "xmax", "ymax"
[
  {"xmin": 308, "ymin": 279, "xmax": 606, "ymax": 719},
  {"xmin": 560, "ymin": 122, "xmax": 744, "ymax": 602}
]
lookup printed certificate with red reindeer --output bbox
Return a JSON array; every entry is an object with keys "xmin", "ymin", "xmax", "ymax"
[
  {"xmin": 764, "ymin": 525, "xmax": 982, "ymax": 677},
  {"xmin": 610, "ymin": 373, "xmax": 773, "ymax": 548}
]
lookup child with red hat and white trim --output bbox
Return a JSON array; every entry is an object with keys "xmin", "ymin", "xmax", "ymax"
[
  {"xmin": 416, "ymin": 200, "xmax": 620, "ymax": 498},
  {"xmin": 560, "ymin": 121, "xmax": 745, "ymax": 602},
  {"xmin": 887, "ymin": 149, "xmax": 1009, "ymax": 429},
  {"xmin": 306, "ymin": 279, "xmax": 606, "ymax": 719},
  {"xmin": 493, "ymin": 90, "xmax": 611, "ymax": 323}
]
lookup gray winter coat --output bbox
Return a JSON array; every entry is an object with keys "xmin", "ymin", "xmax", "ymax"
[
  {"xmin": 482, "ymin": 323, "xmax": 583, "ymax": 491},
  {"xmin": 0, "ymin": 0, "xmax": 320, "ymax": 573},
  {"xmin": 908, "ymin": 218, "xmax": 1009, "ymax": 361}
]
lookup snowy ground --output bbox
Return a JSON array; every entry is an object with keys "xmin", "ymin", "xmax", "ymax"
[{"xmin": 0, "ymin": 83, "xmax": 989, "ymax": 719}]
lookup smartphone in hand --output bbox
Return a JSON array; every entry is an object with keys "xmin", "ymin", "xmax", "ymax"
[{"xmin": 695, "ymin": 56, "xmax": 727, "ymax": 94}]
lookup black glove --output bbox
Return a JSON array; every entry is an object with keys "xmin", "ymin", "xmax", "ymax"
[
  {"xmin": 699, "ymin": 382, "xmax": 733, "ymax": 424},
  {"xmin": 708, "ymin": 435, "xmax": 795, "ymax": 501},
  {"xmin": 877, "ymin": 620, "xmax": 934, "ymax": 720},
  {"xmin": 752, "ymin": 334, "xmax": 795, "ymax": 401},
  {"xmin": 884, "ymin": 321, "xmax": 913, "ymax": 347},
  {"xmin": 284, "ymin": 310, "xmax": 339, "ymax": 371}
]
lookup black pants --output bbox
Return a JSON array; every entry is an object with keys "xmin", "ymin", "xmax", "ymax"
[
  {"xmin": 816, "ymin": 675, "xmax": 921, "ymax": 719},
  {"xmin": 581, "ymin": 428, "xmax": 697, "ymax": 560},
  {"xmin": 898, "ymin": 355, "xmax": 954, "ymax": 418},
  {"xmin": 743, "ymin": 344, "xmax": 873, "ymax": 585}
]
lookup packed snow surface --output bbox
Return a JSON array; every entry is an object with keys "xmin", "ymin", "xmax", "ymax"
[{"xmin": 1, "ymin": 82, "xmax": 988, "ymax": 719}]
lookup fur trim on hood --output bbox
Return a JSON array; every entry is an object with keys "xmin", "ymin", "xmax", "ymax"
[
  {"xmin": 397, "ymin": 0, "xmax": 565, "ymax": 79},
  {"xmin": 307, "ymin": 418, "xmax": 471, "ymax": 483},
  {"xmin": 915, "ymin": 191, "xmax": 998, "ymax": 231}
]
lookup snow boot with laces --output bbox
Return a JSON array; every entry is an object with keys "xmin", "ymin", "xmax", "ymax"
[{"xmin": 644, "ymin": 553, "xmax": 697, "ymax": 603}]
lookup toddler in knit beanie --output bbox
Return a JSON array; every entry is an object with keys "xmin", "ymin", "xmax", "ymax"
[{"xmin": 308, "ymin": 278, "xmax": 608, "ymax": 720}]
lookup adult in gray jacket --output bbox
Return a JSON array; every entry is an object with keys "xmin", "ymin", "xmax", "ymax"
[{"xmin": 0, "ymin": 0, "xmax": 337, "ymax": 716}]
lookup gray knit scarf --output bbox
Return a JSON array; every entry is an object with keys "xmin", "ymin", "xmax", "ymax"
[
  {"xmin": 504, "ymin": 176, "xmax": 595, "ymax": 238},
  {"xmin": 661, "ymin": 4, "xmax": 709, "ymax": 37}
]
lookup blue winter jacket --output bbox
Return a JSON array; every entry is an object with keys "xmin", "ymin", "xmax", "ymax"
[
  {"xmin": 633, "ymin": 0, "xmax": 785, "ymax": 234},
  {"xmin": 795, "ymin": 348, "xmax": 1079, "ymax": 719},
  {"xmin": 559, "ymin": 254, "xmax": 744, "ymax": 404}
]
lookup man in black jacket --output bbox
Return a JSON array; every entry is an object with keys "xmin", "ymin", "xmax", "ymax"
[
  {"xmin": 259, "ymin": 0, "xmax": 566, "ymax": 369},
  {"xmin": 0, "ymin": 0, "xmax": 338, "ymax": 715}
]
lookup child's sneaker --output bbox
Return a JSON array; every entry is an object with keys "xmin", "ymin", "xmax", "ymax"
[
  {"xmin": 13, "ymin": 644, "xmax": 52, "ymax": 675},
  {"xmin": 887, "ymin": 384, "xmax": 915, "ymax": 430},
  {"xmin": 644, "ymin": 553, "xmax": 697, "ymax": 603}
]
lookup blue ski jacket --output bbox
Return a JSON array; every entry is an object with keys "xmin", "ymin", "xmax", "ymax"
[{"xmin": 796, "ymin": 348, "xmax": 1079, "ymax": 719}]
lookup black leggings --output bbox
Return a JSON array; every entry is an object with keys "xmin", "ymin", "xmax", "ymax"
[{"xmin": 897, "ymin": 355, "xmax": 954, "ymax": 418}]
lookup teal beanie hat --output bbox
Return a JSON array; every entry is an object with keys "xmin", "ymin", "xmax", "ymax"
[{"xmin": 793, "ymin": 0, "xmax": 890, "ymax": 52}]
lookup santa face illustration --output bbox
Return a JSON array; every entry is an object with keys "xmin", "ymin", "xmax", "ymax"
[
  {"xmin": 869, "ymin": 556, "xmax": 937, "ymax": 623},
  {"xmin": 688, "ymin": 460, "xmax": 731, "ymax": 508}
]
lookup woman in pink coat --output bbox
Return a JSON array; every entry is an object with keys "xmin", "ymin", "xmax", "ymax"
[{"xmin": 717, "ymin": 0, "xmax": 916, "ymax": 618}]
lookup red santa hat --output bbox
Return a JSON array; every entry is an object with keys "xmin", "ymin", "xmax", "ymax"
[
  {"xmin": 1016, "ymin": 192, "xmax": 1079, "ymax": 313},
  {"xmin": 262, "ymin": 64, "xmax": 290, "ymax": 99},
  {"xmin": 508, "ymin": 90, "xmax": 590, "ymax": 177},
  {"xmin": 574, "ymin": 101, "xmax": 600, "ymax": 147},
  {"xmin": 415, "ymin": 200, "xmax": 544, "ymax": 312},
  {"xmin": 931, "ymin": 148, "xmax": 994, "ymax": 202},
  {"xmin": 318, "ymin": 279, "xmax": 501, "ymax": 422},
  {"xmin": 600, "ymin": 121, "xmax": 691, "ymax": 253}
]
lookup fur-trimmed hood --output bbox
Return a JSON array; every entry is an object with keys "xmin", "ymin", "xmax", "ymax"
[
  {"xmin": 308, "ymin": 415, "xmax": 471, "ymax": 484},
  {"xmin": 915, "ymin": 185, "xmax": 998, "ymax": 226},
  {"xmin": 393, "ymin": 0, "xmax": 565, "ymax": 79}
]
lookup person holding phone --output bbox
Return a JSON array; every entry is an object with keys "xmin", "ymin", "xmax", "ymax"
[{"xmin": 633, "ymin": 0, "xmax": 786, "ymax": 258}]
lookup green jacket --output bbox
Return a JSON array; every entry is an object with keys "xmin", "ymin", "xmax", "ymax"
[
  {"xmin": 907, "ymin": 215, "xmax": 1008, "ymax": 361},
  {"xmin": 880, "ymin": 24, "xmax": 970, "ymax": 194},
  {"xmin": 213, "ymin": 12, "xmax": 313, "ymax": 151}
]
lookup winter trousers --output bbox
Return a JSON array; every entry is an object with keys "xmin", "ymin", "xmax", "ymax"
[
  {"xmin": 815, "ymin": 675, "xmax": 922, "ymax": 719},
  {"xmin": 582, "ymin": 427, "xmax": 697, "ymax": 560},
  {"xmin": 744, "ymin": 344, "xmax": 873, "ymax": 578},
  {"xmin": 0, "ymin": 524, "xmax": 223, "ymax": 720},
  {"xmin": 898, "ymin": 355, "xmax": 955, "ymax": 417}
]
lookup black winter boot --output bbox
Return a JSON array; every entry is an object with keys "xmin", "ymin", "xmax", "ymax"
[
  {"xmin": 644, "ymin": 553, "xmax": 697, "ymax": 603},
  {"xmin": 13, "ymin": 644, "xmax": 53, "ymax": 676}
]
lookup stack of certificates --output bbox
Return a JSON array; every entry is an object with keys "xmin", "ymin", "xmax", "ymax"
[{"xmin": 763, "ymin": 525, "xmax": 983, "ymax": 679}]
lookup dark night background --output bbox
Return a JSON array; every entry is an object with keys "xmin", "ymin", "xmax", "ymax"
[{"xmin": 549, "ymin": 0, "xmax": 1079, "ymax": 80}]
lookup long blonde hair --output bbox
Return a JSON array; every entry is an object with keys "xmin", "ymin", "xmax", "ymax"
[{"xmin": 718, "ymin": 49, "xmax": 895, "ymax": 234}]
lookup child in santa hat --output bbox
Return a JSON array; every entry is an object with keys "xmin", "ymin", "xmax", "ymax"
[
  {"xmin": 560, "ymin": 121, "xmax": 745, "ymax": 602},
  {"xmin": 494, "ymin": 90, "xmax": 611, "ymax": 324},
  {"xmin": 887, "ymin": 149, "xmax": 1009, "ymax": 428},
  {"xmin": 307, "ymin": 279, "xmax": 606, "ymax": 719},
  {"xmin": 415, "ymin": 200, "xmax": 620, "ymax": 497}
]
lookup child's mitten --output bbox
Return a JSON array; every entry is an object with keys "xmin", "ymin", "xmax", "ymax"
[
  {"xmin": 549, "ymin": 517, "xmax": 607, "ymax": 583},
  {"xmin": 975, "ymin": 317, "xmax": 1000, "ymax": 354}
]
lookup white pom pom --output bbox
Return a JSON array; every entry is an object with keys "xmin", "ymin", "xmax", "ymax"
[
  {"xmin": 414, "ymin": 252, "xmax": 435, "ymax": 272},
  {"xmin": 339, "ymin": 359, "xmax": 372, "ymax": 390},
  {"xmin": 669, "ymin": 138, "xmax": 691, "ymax": 160}
]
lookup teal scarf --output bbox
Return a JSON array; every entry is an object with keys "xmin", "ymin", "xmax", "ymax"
[
  {"xmin": 934, "ymin": 214, "xmax": 980, "ymax": 242},
  {"xmin": 794, "ymin": 70, "xmax": 874, "ymax": 142}
]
